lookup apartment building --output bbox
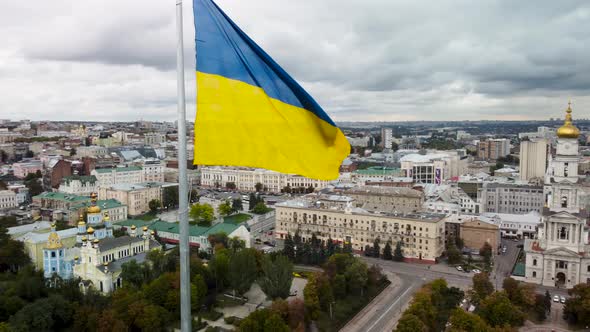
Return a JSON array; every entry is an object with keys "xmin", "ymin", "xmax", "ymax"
[
  {"xmin": 58, "ymin": 175, "xmax": 98, "ymax": 196},
  {"xmin": 0, "ymin": 190, "xmax": 18, "ymax": 209},
  {"xmin": 200, "ymin": 166, "xmax": 328, "ymax": 193},
  {"xmin": 92, "ymin": 166, "xmax": 143, "ymax": 187},
  {"xmin": 480, "ymin": 183, "xmax": 544, "ymax": 214},
  {"xmin": 400, "ymin": 151, "xmax": 468, "ymax": 184},
  {"xmin": 477, "ymin": 139, "xmax": 510, "ymax": 160},
  {"xmin": 334, "ymin": 186, "xmax": 424, "ymax": 213},
  {"xmin": 98, "ymin": 182, "xmax": 176, "ymax": 216},
  {"xmin": 275, "ymin": 195, "xmax": 447, "ymax": 263},
  {"xmin": 519, "ymin": 139, "xmax": 548, "ymax": 181}
]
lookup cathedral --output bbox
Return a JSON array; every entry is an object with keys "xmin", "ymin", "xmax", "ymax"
[
  {"xmin": 43, "ymin": 192, "xmax": 160, "ymax": 293},
  {"xmin": 525, "ymin": 103, "xmax": 590, "ymax": 288}
]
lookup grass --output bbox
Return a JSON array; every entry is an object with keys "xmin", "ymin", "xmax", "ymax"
[
  {"xmin": 223, "ymin": 213, "xmax": 251, "ymax": 225},
  {"xmin": 200, "ymin": 309, "xmax": 224, "ymax": 322},
  {"xmin": 216, "ymin": 294, "xmax": 246, "ymax": 307}
]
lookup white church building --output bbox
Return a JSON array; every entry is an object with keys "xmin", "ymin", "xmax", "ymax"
[{"xmin": 524, "ymin": 103, "xmax": 590, "ymax": 288}]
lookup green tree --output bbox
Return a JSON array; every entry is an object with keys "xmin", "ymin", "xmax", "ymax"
[
  {"xmin": 544, "ymin": 290, "xmax": 552, "ymax": 314},
  {"xmin": 163, "ymin": 186, "xmax": 179, "ymax": 208},
  {"xmin": 148, "ymin": 199, "xmax": 161, "ymax": 213},
  {"xmin": 25, "ymin": 178, "xmax": 43, "ymax": 197},
  {"xmin": 383, "ymin": 241, "xmax": 393, "ymax": 260},
  {"xmin": 446, "ymin": 243, "xmax": 463, "ymax": 265},
  {"xmin": 563, "ymin": 283, "xmax": 590, "ymax": 326},
  {"xmin": 480, "ymin": 242, "xmax": 493, "ymax": 267},
  {"xmin": 252, "ymin": 202, "xmax": 271, "ymax": 215},
  {"xmin": 263, "ymin": 313, "xmax": 289, "ymax": 332},
  {"xmin": 373, "ymin": 238, "xmax": 381, "ymax": 258},
  {"xmin": 281, "ymin": 185, "xmax": 292, "ymax": 194},
  {"xmin": 395, "ymin": 313, "xmax": 427, "ymax": 332},
  {"xmin": 533, "ymin": 293, "xmax": 547, "ymax": 321},
  {"xmin": 478, "ymin": 291, "xmax": 525, "ymax": 327},
  {"xmin": 225, "ymin": 182, "xmax": 236, "ymax": 190},
  {"xmin": 255, "ymin": 182, "xmax": 263, "ymax": 192},
  {"xmin": 448, "ymin": 308, "xmax": 490, "ymax": 332},
  {"xmin": 303, "ymin": 276, "xmax": 320, "ymax": 321},
  {"xmin": 258, "ymin": 255, "xmax": 294, "ymax": 300},
  {"xmin": 217, "ymin": 200, "xmax": 233, "ymax": 217},
  {"xmin": 231, "ymin": 198, "xmax": 243, "ymax": 212},
  {"xmin": 393, "ymin": 241, "xmax": 404, "ymax": 262},
  {"xmin": 472, "ymin": 273, "xmax": 495, "ymax": 304},
  {"xmin": 228, "ymin": 249, "xmax": 258, "ymax": 296},
  {"xmin": 191, "ymin": 274, "xmax": 207, "ymax": 312},
  {"xmin": 69, "ymin": 148, "xmax": 76, "ymax": 156},
  {"xmin": 332, "ymin": 274, "xmax": 347, "ymax": 299},
  {"xmin": 189, "ymin": 203, "xmax": 214, "ymax": 226},
  {"xmin": 210, "ymin": 249, "xmax": 230, "ymax": 290},
  {"xmin": 344, "ymin": 260, "xmax": 368, "ymax": 296},
  {"xmin": 120, "ymin": 260, "xmax": 147, "ymax": 288},
  {"xmin": 283, "ymin": 233, "xmax": 295, "ymax": 261}
]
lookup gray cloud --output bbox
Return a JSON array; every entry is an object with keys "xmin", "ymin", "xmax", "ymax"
[{"xmin": 0, "ymin": 0, "xmax": 589, "ymax": 122}]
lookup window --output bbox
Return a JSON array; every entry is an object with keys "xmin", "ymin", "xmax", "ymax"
[
  {"xmin": 533, "ymin": 271, "xmax": 537, "ymax": 278},
  {"xmin": 533, "ymin": 259, "xmax": 537, "ymax": 266},
  {"xmin": 51, "ymin": 252, "xmax": 56, "ymax": 258}
]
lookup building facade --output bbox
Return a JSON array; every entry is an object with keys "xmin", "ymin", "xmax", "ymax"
[
  {"xmin": 519, "ymin": 139, "xmax": 548, "ymax": 181},
  {"xmin": 91, "ymin": 166, "xmax": 143, "ymax": 187},
  {"xmin": 524, "ymin": 104, "xmax": 590, "ymax": 288},
  {"xmin": 337, "ymin": 186, "xmax": 424, "ymax": 214},
  {"xmin": 98, "ymin": 182, "xmax": 168, "ymax": 216},
  {"xmin": 460, "ymin": 219, "xmax": 500, "ymax": 252},
  {"xmin": 275, "ymin": 195, "xmax": 446, "ymax": 263},
  {"xmin": 400, "ymin": 151, "xmax": 468, "ymax": 184},
  {"xmin": 480, "ymin": 183, "xmax": 544, "ymax": 214},
  {"xmin": 381, "ymin": 128, "xmax": 394, "ymax": 149},
  {"xmin": 0, "ymin": 190, "xmax": 18, "ymax": 209},
  {"xmin": 200, "ymin": 166, "xmax": 329, "ymax": 193},
  {"xmin": 477, "ymin": 139, "xmax": 510, "ymax": 160},
  {"xmin": 58, "ymin": 175, "xmax": 98, "ymax": 196}
]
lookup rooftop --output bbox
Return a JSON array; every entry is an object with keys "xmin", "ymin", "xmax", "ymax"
[
  {"xmin": 342, "ymin": 185, "xmax": 423, "ymax": 198},
  {"xmin": 34, "ymin": 192, "xmax": 90, "ymax": 203},
  {"xmin": 353, "ymin": 166, "xmax": 399, "ymax": 176},
  {"xmin": 70, "ymin": 198, "xmax": 126, "ymax": 211},
  {"xmin": 97, "ymin": 235, "xmax": 144, "ymax": 252},
  {"xmin": 94, "ymin": 166, "xmax": 143, "ymax": 174},
  {"xmin": 61, "ymin": 175, "xmax": 97, "ymax": 185}
]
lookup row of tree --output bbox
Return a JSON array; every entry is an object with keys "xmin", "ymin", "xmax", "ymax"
[{"xmin": 283, "ymin": 232, "xmax": 353, "ymax": 266}]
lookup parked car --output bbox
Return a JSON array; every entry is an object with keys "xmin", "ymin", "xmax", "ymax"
[
  {"xmin": 472, "ymin": 269, "xmax": 481, "ymax": 274},
  {"xmin": 553, "ymin": 295, "xmax": 560, "ymax": 302},
  {"xmin": 502, "ymin": 247, "xmax": 507, "ymax": 253},
  {"xmin": 560, "ymin": 296, "xmax": 566, "ymax": 304},
  {"xmin": 456, "ymin": 266, "xmax": 463, "ymax": 271}
]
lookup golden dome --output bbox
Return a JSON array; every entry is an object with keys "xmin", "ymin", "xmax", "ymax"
[
  {"xmin": 51, "ymin": 223, "xmax": 56, "ymax": 228},
  {"xmin": 46, "ymin": 232, "xmax": 63, "ymax": 249},
  {"xmin": 87, "ymin": 205, "xmax": 101, "ymax": 214},
  {"xmin": 87, "ymin": 226, "xmax": 95, "ymax": 234},
  {"xmin": 142, "ymin": 226, "xmax": 148, "ymax": 231},
  {"xmin": 103, "ymin": 262, "xmax": 108, "ymax": 266},
  {"xmin": 131, "ymin": 225, "xmax": 137, "ymax": 230},
  {"xmin": 82, "ymin": 236, "xmax": 87, "ymax": 242},
  {"xmin": 557, "ymin": 102, "xmax": 580, "ymax": 139},
  {"xmin": 150, "ymin": 230, "xmax": 155, "ymax": 235},
  {"xmin": 103, "ymin": 213, "xmax": 110, "ymax": 222},
  {"xmin": 74, "ymin": 256, "xmax": 79, "ymax": 260},
  {"xmin": 93, "ymin": 239, "xmax": 99, "ymax": 244}
]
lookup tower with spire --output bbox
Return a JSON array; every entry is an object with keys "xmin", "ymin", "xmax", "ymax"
[
  {"xmin": 43, "ymin": 223, "xmax": 73, "ymax": 279},
  {"xmin": 525, "ymin": 102, "xmax": 590, "ymax": 289}
]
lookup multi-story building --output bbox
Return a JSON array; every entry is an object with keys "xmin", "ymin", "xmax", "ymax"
[
  {"xmin": 275, "ymin": 194, "xmax": 447, "ymax": 263},
  {"xmin": 0, "ymin": 190, "xmax": 18, "ymax": 209},
  {"xmin": 479, "ymin": 211, "xmax": 542, "ymax": 239},
  {"xmin": 58, "ymin": 175, "xmax": 98, "ymax": 196},
  {"xmin": 400, "ymin": 151, "xmax": 468, "ymax": 184},
  {"xmin": 477, "ymin": 139, "xmax": 510, "ymax": 160},
  {"xmin": 98, "ymin": 182, "xmax": 175, "ymax": 216},
  {"xmin": 381, "ymin": 128, "xmax": 394, "ymax": 149},
  {"xmin": 144, "ymin": 133, "xmax": 166, "ymax": 145},
  {"xmin": 91, "ymin": 166, "xmax": 143, "ymax": 187},
  {"xmin": 525, "ymin": 104, "xmax": 590, "ymax": 288},
  {"xmin": 68, "ymin": 199, "xmax": 128, "ymax": 224},
  {"xmin": 44, "ymin": 159, "xmax": 72, "ymax": 190},
  {"xmin": 335, "ymin": 186, "xmax": 424, "ymax": 214},
  {"xmin": 12, "ymin": 160, "xmax": 43, "ymax": 178},
  {"xmin": 33, "ymin": 192, "xmax": 91, "ymax": 211},
  {"xmin": 519, "ymin": 139, "xmax": 548, "ymax": 181},
  {"xmin": 480, "ymin": 183, "xmax": 544, "ymax": 214},
  {"xmin": 200, "ymin": 166, "xmax": 329, "ymax": 193},
  {"xmin": 138, "ymin": 159, "xmax": 165, "ymax": 183}
]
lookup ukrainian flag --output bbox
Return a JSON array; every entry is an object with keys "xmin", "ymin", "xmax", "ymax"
[{"xmin": 193, "ymin": 0, "xmax": 350, "ymax": 180}]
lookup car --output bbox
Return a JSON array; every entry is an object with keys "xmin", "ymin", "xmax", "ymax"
[
  {"xmin": 456, "ymin": 266, "xmax": 463, "ymax": 271},
  {"xmin": 553, "ymin": 295, "xmax": 560, "ymax": 302},
  {"xmin": 463, "ymin": 268, "xmax": 471, "ymax": 273},
  {"xmin": 472, "ymin": 269, "xmax": 481, "ymax": 274},
  {"xmin": 560, "ymin": 296, "xmax": 566, "ymax": 304},
  {"xmin": 502, "ymin": 247, "xmax": 507, "ymax": 253}
]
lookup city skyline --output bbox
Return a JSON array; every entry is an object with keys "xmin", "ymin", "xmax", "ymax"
[{"xmin": 1, "ymin": 0, "xmax": 589, "ymax": 122}]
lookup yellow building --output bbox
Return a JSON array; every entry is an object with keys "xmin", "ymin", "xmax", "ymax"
[{"xmin": 19, "ymin": 227, "xmax": 78, "ymax": 270}]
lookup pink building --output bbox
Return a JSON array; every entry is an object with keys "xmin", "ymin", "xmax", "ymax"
[{"xmin": 12, "ymin": 160, "xmax": 43, "ymax": 178}]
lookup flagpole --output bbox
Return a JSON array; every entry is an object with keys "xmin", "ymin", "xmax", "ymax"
[{"xmin": 175, "ymin": 1, "xmax": 192, "ymax": 331}]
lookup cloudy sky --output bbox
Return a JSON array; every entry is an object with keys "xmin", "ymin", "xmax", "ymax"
[{"xmin": 1, "ymin": 0, "xmax": 589, "ymax": 122}]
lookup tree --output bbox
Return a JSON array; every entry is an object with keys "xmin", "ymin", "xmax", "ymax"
[
  {"xmin": 283, "ymin": 233, "xmax": 295, "ymax": 261},
  {"xmin": 373, "ymin": 238, "xmax": 381, "ymax": 258},
  {"xmin": 383, "ymin": 241, "xmax": 393, "ymax": 260},
  {"xmin": 314, "ymin": 273, "xmax": 334, "ymax": 311},
  {"xmin": 258, "ymin": 255, "xmax": 294, "ymax": 300},
  {"xmin": 281, "ymin": 185, "xmax": 292, "ymax": 194},
  {"xmin": 69, "ymin": 148, "xmax": 77, "ymax": 156},
  {"xmin": 480, "ymin": 242, "xmax": 493, "ymax": 267},
  {"xmin": 210, "ymin": 249, "xmax": 230, "ymax": 290},
  {"xmin": 332, "ymin": 274, "xmax": 347, "ymax": 299},
  {"xmin": 189, "ymin": 203, "xmax": 214, "ymax": 226},
  {"xmin": 393, "ymin": 241, "xmax": 404, "ymax": 262},
  {"xmin": 544, "ymin": 290, "xmax": 552, "ymax": 314},
  {"xmin": 303, "ymin": 276, "xmax": 320, "ymax": 321},
  {"xmin": 217, "ymin": 200, "xmax": 233, "ymax": 217},
  {"xmin": 231, "ymin": 198, "xmax": 243, "ymax": 213},
  {"xmin": 344, "ymin": 260, "xmax": 368, "ymax": 296},
  {"xmin": 306, "ymin": 185, "xmax": 315, "ymax": 194},
  {"xmin": 0, "ymin": 150, "xmax": 8, "ymax": 163},
  {"xmin": 252, "ymin": 202, "xmax": 271, "ymax": 215},
  {"xmin": 148, "ymin": 199, "xmax": 161, "ymax": 213},
  {"xmin": 248, "ymin": 193, "xmax": 258, "ymax": 210},
  {"xmin": 263, "ymin": 313, "xmax": 289, "ymax": 332},
  {"xmin": 472, "ymin": 273, "xmax": 494, "ymax": 304},
  {"xmin": 395, "ymin": 313, "xmax": 427, "ymax": 332},
  {"xmin": 563, "ymin": 283, "xmax": 590, "ymax": 326},
  {"xmin": 255, "ymin": 182, "xmax": 263, "ymax": 192},
  {"xmin": 228, "ymin": 249, "xmax": 258, "ymax": 296},
  {"xmin": 120, "ymin": 260, "xmax": 147, "ymax": 288},
  {"xmin": 533, "ymin": 293, "xmax": 547, "ymax": 321},
  {"xmin": 446, "ymin": 243, "xmax": 462, "ymax": 265},
  {"xmin": 448, "ymin": 308, "xmax": 490, "ymax": 332},
  {"xmin": 191, "ymin": 274, "xmax": 207, "ymax": 312},
  {"xmin": 163, "ymin": 186, "xmax": 179, "ymax": 208},
  {"xmin": 478, "ymin": 291, "xmax": 525, "ymax": 327},
  {"xmin": 24, "ymin": 178, "xmax": 43, "ymax": 197},
  {"xmin": 225, "ymin": 182, "xmax": 236, "ymax": 190}
]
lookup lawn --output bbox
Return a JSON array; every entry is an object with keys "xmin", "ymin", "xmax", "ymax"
[
  {"xmin": 135, "ymin": 212, "xmax": 158, "ymax": 221},
  {"xmin": 223, "ymin": 213, "xmax": 251, "ymax": 225}
]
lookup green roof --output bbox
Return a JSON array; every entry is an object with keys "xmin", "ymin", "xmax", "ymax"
[
  {"xmin": 116, "ymin": 219, "xmax": 157, "ymax": 228},
  {"xmin": 33, "ymin": 192, "xmax": 90, "ymax": 203},
  {"xmin": 353, "ymin": 166, "xmax": 400, "ymax": 176},
  {"xmin": 70, "ymin": 199, "xmax": 125, "ymax": 211},
  {"xmin": 94, "ymin": 166, "xmax": 142, "ymax": 173},
  {"xmin": 148, "ymin": 220, "xmax": 240, "ymax": 237},
  {"xmin": 61, "ymin": 175, "xmax": 97, "ymax": 185},
  {"xmin": 512, "ymin": 262, "xmax": 525, "ymax": 277}
]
